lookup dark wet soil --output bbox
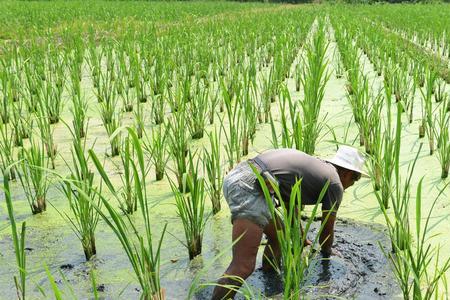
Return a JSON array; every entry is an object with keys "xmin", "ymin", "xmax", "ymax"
[{"xmin": 194, "ymin": 218, "xmax": 400, "ymax": 300}]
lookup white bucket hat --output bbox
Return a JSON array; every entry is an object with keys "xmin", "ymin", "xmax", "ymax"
[{"xmin": 325, "ymin": 145, "xmax": 369, "ymax": 178}]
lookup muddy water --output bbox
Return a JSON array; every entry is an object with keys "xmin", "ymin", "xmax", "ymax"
[{"xmin": 195, "ymin": 218, "xmax": 400, "ymax": 300}]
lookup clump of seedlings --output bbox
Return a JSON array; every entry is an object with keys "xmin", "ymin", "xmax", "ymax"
[
  {"xmin": 17, "ymin": 138, "xmax": 50, "ymax": 214},
  {"xmin": 435, "ymin": 96, "xmax": 450, "ymax": 178},
  {"xmin": 0, "ymin": 120, "xmax": 17, "ymax": 180},
  {"xmin": 90, "ymin": 128, "xmax": 166, "ymax": 300},
  {"xmin": 60, "ymin": 129, "xmax": 101, "ymax": 261},
  {"xmin": 203, "ymin": 127, "xmax": 223, "ymax": 215},
  {"xmin": 144, "ymin": 124, "xmax": 168, "ymax": 181},
  {"xmin": 419, "ymin": 69, "xmax": 437, "ymax": 155},
  {"xmin": 170, "ymin": 152, "xmax": 209, "ymax": 260}
]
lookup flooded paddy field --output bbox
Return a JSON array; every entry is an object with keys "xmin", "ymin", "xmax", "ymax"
[{"xmin": 1, "ymin": 2, "xmax": 450, "ymax": 300}]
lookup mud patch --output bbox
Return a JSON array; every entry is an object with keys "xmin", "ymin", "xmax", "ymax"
[{"xmin": 194, "ymin": 218, "xmax": 400, "ymax": 299}]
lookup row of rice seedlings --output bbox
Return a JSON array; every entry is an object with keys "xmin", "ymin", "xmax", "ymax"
[
  {"xmin": 253, "ymin": 166, "xmax": 329, "ymax": 299},
  {"xmin": 17, "ymin": 137, "xmax": 50, "ymax": 214},
  {"xmin": 89, "ymin": 127, "xmax": 166, "ymax": 299},
  {"xmin": 203, "ymin": 127, "xmax": 223, "ymax": 215},
  {"xmin": 60, "ymin": 129, "xmax": 101, "ymax": 261},
  {"xmin": 170, "ymin": 151, "xmax": 209, "ymax": 260},
  {"xmin": 300, "ymin": 23, "xmax": 330, "ymax": 155},
  {"xmin": 435, "ymin": 95, "xmax": 450, "ymax": 178},
  {"xmin": 3, "ymin": 173, "xmax": 27, "ymax": 300}
]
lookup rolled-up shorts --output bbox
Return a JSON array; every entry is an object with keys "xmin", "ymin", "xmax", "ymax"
[{"xmin": 223, "ymin": 161, "xmax": 272, "ymax": 228}]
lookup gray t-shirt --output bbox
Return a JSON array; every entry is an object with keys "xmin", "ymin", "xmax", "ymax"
[{"xmin": 254, "ymin": 149, "xmax": 343, "ymax": 214}]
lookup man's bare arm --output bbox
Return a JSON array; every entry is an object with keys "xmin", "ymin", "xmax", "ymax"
[{"xmin": 319, "ymin": 212, "xmax": 336, "ymax": 256}]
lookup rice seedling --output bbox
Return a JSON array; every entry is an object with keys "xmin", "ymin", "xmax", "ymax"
[
  {"xmin": 3, "ymin": 172, "xmax": 27, "ymax": 300},
  {"xmin": 203, "ymin": 127, "xmax": 223, "ymax": 215},
  {"xmin": 207, "ymin": 86, "xmax": 220, "ymax": 125},
  {"xmin": 103, "ymin": 109, "xmax": 122, "ymax": 157},
  {"xmin": 70, "ymin": 77, "xmax": 89, "ymax": 139},
  {"xmin": 89, "ymin": 127, "xmax": 166, "ymax": 300},
  {"xmin": 134, "ymin": 97, "xmax": 145, "ymax": 139},
  {"xmin": 0, "ymin": 65, "xmax": 12, "ymax": 125},
  {"xmin": 220, "ymin": 80, "xmax": 243, "ymax": 170},
  {"xmin": 188, "ymin": 82, "xmax": 209, "ymax": 140},
  {"xmin": 238, "ymin": 76, "xmax": 258, "ymax": 156},
  {"xmin": 300, "ymin": 24, "xmax": 330, "ymax": 155},
  {"xmin": 419, "ymin": 68, "xmax": 437, "ymax": 155},
  {"xmin": 10, "ymin": 99, "xmax": 31, "ymax": 147},
  {"xmin": 434, "ymin": 78, "xmax": 446, "ymax": 103},
  {"xmin": 17, "ymin": 138, "xmax": 50, "ymax": 214},
  {"xmin": 0, "ymin": 120, "xmax": 17, "ymax": 180},
  {"xmin": 167, "ymin": 109, "xmax": 189, "ymax": 191},
  {"xmin": 170, "ymin": 151, "xmax": 209, "ymax": 259},
  {"xmin": 35, "ymin": 102, "xmax": 57, "ymax": 169},
  {"xmin": 144, "ymin": 124, "xmax": 168, "ymax": 181},
  {"xmin": 40, "ymin": 56, "xmax": 65, "ymax": 124},
  {"xmin": 115, "ymin": 136, "xmax": 138, "ymax": 214},
  {"xmin": 151, "ymin": 93, "xmax": 166, "ymax": 126},
  {"xmin": 435, "ymin": 97, "xmax": 450, "ymax": 178},
  {"xmin": 60, "ymin": 128, "xmax": 101, "ymax": 261}
]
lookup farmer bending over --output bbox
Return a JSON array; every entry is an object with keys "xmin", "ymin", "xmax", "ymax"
[{"xmin": 211, "ymin": 146, "xmax": 368, "ymax": 300}]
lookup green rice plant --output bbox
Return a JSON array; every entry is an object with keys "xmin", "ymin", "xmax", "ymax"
[
  {"xmin": 170, "ymin": 151, "xmax": 209, "ymax": 260},
  {"xmin": 134, "ymin": 97, "xmax": 145, "ymax": 139},
  {"xmin": 207, "ymin": 86, "xmax": 220, "ymax": 125},
  {"xmin": 114, "ymin": 136, "xmax": 138, "ymax": 214},
  {"xmin": 332, "ymin": 47, "xmax": 344, "ymax": 79},
  {"xmin": 144, "ymin": 124, "xmax": 168, "ymax": 181},
  {"xmin": 220, "ymin": 80, "xmax": 243, "ymax": 170},
  {"xmin": 434, "ymin": 78, "xmax": 446, "ymax": 103},
  {"xmin": 151, "ymin": 93, "xmax": 165, "ymax": 126},
  {"xmin": 40, "ymin": 57, "xmax": 65, "ymax": 124},
  {"xmin": 70, "ymin": 78, "xmax": 88, "ymax": 139},
  {"xmin": 377, "ymin": 102, "xmax": 402, "ymax": 209},
  {"xmin": 252, "ymin": 165, "xmax": 330, "ymax": 299},
  {"xmin": 188, "ymin": 82, "xmax": 208, "ymax": 140},
  {"xmin": 117, "ymin": 71, "xmax": 133, "ymax": 112},
  {"xmin": 236, "ymin": 77, "xmax": 257, "ymax": 156},
  {"xmin": 10, "ymin": 99, "xmax": 31, "ymax": 147},
  {"xmin": 419, "ymin": 69, "xmax": 437, "ymax": 155},
  {"xmin": 3, "ymin": 173, "xmax": 27, "ymax": 300},
  {"xmin": 60, "ymin": 129, "xmax": 101, "ymax": 261},
  {"xmin": 259, "ymin": 70, "xmax": 276, "ymax": 123},
  {"xmin": 435, "ymin": 96, "xmax": 450, "ymax": 178},
  {"xmin": 131, "ymin": 52, "xmax": 149, "ymax": 103},
  {"xmin": 17, "ymin": 138, "xmax": 49, "ymax": 214},
  {"xmin": 0, "ymin": 119, "xmax": 17, "ymax": 180},
  {"xmin": 0, "ymin": 65, "xmax": 11, "ymax": 124},
  {"xmin": 203, "ymin": 127, "xmax": 223, "ymax": 215},
  {"xmin": 22, "ymin": 62, "xmax": 40, "ymax": 113},
  {"xmin": 35, "ymin": 103, "xmax": 57, "ymax": 169},
  {"xmin": 89, "ymin": 127, "xmax": 166, "ymax": 300},
  {"xmin": 167, "ymin": 109, "xmax": 189, "ymax": 191},
  {"xmin": 300, "ymin": 25, "xmax": 330, "ymax": 155}
]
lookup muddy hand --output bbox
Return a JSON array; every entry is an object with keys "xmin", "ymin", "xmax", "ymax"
[{"xmin": 331, "ymin": 248, "xmax": 343, "ymax": 258}]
